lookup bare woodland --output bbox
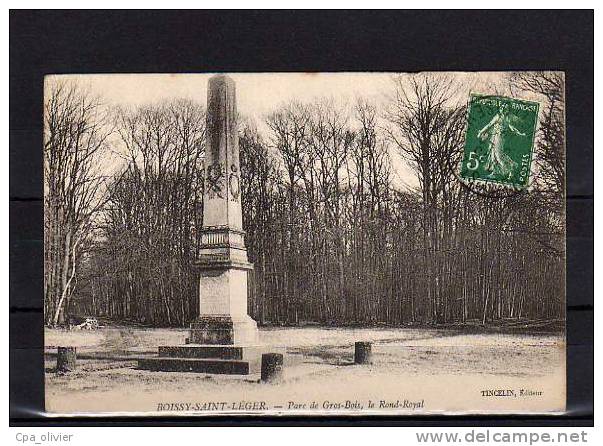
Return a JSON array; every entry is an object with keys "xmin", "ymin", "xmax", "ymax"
[{"xmin": 44, "ymin": 73, "xmax": 565, "ymax": 328}]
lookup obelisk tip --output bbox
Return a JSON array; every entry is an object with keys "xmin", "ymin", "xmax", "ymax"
[{"xmin": 208, "ymin": 74, "xmax": 235, "ymax": 89}]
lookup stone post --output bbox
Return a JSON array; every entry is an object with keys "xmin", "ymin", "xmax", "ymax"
[
  {"xmin": 56, "ymin": 347, "xmax": 77, "ymax": 373},
  {"xmin": 189, "ymin": 75, "xmax": 258, "ymax": 346},
  {"xmin": 261, "ymin": 353, "xmax": 283, "ymax": 383},
  {"xmin": 354, "ymin": 341, "xmax": 372, "ymax": 364}
]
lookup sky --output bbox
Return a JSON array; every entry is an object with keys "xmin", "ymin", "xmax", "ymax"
[
  {"xmin": 48, "ymin": 73, "xmax": 394, "ymax": 116},
  {"xmin": 46, "ymin": 72, "xmax": 516, "ymax": 115},
  {"xmin": 46, "ymin": 72, "xmax": 523, "ymax": 190}
]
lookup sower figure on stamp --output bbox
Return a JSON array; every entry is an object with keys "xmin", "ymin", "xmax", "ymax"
[{"xmin": 477, "ymin": 102, "xmax": 527, "ymax": 178}]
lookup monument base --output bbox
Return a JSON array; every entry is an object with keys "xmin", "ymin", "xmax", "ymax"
[
  {"xmin": 189, "ymin": 315, "xmax": 259, "ymax": 345},
  {"xmin": 137, "ymin": 316, "xmax": 262, "ymax": 375}
]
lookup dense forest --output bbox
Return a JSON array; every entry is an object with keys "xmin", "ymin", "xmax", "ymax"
[{"xmin": 44, "ymin": 72, "xmax": 565, "ymax": 327}]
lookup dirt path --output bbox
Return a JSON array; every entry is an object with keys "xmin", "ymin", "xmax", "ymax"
[{"xmin": 45, "ymin": 327, "xmax": 565, "ymax": 415}]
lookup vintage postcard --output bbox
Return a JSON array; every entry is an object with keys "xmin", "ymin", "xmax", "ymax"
[{"xmin": 44, "ymin": 72, "xmax": 566, "ymax": 415}]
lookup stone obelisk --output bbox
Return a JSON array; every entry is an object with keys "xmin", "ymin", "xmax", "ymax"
[
  {"xmin": 138, "ymin": 75, "xmax": 261, "ymax": 374},
  {"xmin": 190, "ymin": 74, "xmax": 258, "ymax": 346}
]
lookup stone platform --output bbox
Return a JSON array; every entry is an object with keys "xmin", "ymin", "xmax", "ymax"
[{"xmin": 137, "ymin": 345, "xmax": 261, "ymax": 375}]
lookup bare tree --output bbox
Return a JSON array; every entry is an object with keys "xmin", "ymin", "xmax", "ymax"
[
  {"xmin": 385, "ymin": 73, "xmax": 466, "ymax": 322},
  {"xmin": 510, "ymin": 71, "xmax": 565, "ymax": 253},
  {"xmin": 44, "ymin": 79, "xmax": 111, "ymax": 325},
  {"xmin": 266, "ymin": 102, "xmax": 312, "ymax": 324},
  {"xmin": 510, "ymin": 72, "xmax": 564, "ymax": 190},
  {"xmin": 84, "ymin": 100, "xmax": 205, "ymax": 326}
]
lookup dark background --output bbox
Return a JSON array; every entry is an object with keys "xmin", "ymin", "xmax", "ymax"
[{"xmin": 9, "ymin": 10, "xmax": 593, "ymax": 426}]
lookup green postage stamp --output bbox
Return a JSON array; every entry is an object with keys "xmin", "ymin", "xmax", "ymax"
[{"xmin": 460, "ymin": 94, "xmax": 540, "ymax": 188}]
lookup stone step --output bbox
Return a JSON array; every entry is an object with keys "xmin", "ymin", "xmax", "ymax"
[
  {"xmin": 137, "ymin": 357, "xmax": 260, "ymax": 375},
  {"xmin": 158, "ymin": 345, "xmax": 260, "ymax": 361}
]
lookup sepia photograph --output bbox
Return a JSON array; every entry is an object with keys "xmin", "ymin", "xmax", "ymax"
[{"xmin": 42, "ymin": 71, "xmax": 566, "ymax": 415}]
